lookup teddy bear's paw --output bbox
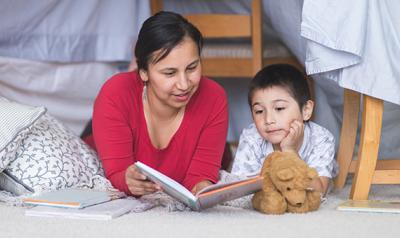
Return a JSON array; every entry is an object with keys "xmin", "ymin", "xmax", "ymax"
[
  {"xmin": 287, "ymin": 194, "xmax": 320, "ymax": 213},
  {"xmin": 306, "ymin": 191, "xmax": 321, "ymax": 211},
  {"xmin": 252, "ymin": 192, "xmax": 287, "ymax": 214},
  {"xmin": 287, "ymin": 203, "xmax": 310, "ymax": 213}
]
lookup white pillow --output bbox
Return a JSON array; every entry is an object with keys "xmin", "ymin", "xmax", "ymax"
[
  {"xmin": 4, "ymin": 113, "xmax": 104, "ymax": 194},
  {"xmin": 0, "ymin": 98, "xmax": 108, "ymax": 195},
  {"xmin": 0, "ymin": 97, "xmax": 45, "ymax": 172}
]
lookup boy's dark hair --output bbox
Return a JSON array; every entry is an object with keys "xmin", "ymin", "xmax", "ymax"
[
  {"xmin": 248, "ymin": 64, "xmax": 311, "ymax": 108},
  {"xmin": 135, "ymin": 11, "xmax": 203, "ymax": 71}
]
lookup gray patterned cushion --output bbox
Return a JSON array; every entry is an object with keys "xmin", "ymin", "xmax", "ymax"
[
  {"xmin": 3, "ymin": 113, "xmax": 104, "ymax": 194},
  {"xmin": 0, "ymin": 97, "xmax": 45, "ymax": 172},
  {"xmin": 0, "ymin": 97, "xmax": 105, "ymax": 195}
]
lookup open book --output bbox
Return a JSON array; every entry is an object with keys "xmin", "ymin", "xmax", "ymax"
[
  {"xmin": 337, "ymin": 200, "xmax": 400, "ymax": 214},
  {"xmin": 135, "ymin": 161, "xmax": 263, "ymax": 211}
]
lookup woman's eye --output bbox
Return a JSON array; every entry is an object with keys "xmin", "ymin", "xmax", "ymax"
[
  {"xmin": 187, "ymin": 65, "xmax": 198, "ymax": 71},
  {"xmin": 164, "ymin": 71, "xmax": 175, "ymax": 76},
  {"xmin": 276, "ymin": 107, "xmax": 285, "ymax": 111},
  {"xmin": 254, "ymin": 110, "xmax": 263, "ymax": 114}
]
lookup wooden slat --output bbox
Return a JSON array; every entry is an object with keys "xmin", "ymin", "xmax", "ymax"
[
  {"xmin": 150, "ymin": 0, "xmax": 163, "ymax": 15},
  {"xmin": 350, "ymin": 95, "xmax": 384, "ymax": 200},
  {"xmin": 201, "ymin": 58, "xmax": 253, "ymax": 78},
  {"xmin": 185, "ymin": 14, "xmax": 251, "ymax": 38},
  {"xmin": 372, "ymin": 170, "xmax": 400, "ymax": 184},
  {"xmin": 251, "ymin": 0, "xmax": 262, "ymax": 75},
  {"xmin": 349, "ymin": 160, "xmax": 400, "ymax": 184},
  {"xmin": 349, "ymin": 159, "xmax": 400, "ymax": 172},
  {"xmin": 334, "ymin": 89, "xmax": 361, "ymax": 189}
]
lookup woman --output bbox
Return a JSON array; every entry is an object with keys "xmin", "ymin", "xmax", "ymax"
[{"xmin": 93, "ymin": 11, "xmax": 228, "ymax": 196}]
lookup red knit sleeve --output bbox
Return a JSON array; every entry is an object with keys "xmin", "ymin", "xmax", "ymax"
[
  {"xmin": 92, "ymin": 75, "xmax": 136, "ymax": 195},
  {"xmin": 182, "ymin": 82, "xmax": 229, "ymax": 190}
]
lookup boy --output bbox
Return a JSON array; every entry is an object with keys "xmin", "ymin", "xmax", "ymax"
[{"xmin": 231, "ymin": 64, "xmax": 338, "ymax": 195}]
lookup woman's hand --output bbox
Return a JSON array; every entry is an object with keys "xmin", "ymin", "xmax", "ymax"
[
  {"xmin": 280, "ymin": 120, "xmax": 304, "ymax": 153},
  {"xmin": 125, "ymin": 164, "xmax": 161, "ymax": 196},
  {"xmin": 191, "ymin": 180, "xmax": 212, "ymax": 195}
]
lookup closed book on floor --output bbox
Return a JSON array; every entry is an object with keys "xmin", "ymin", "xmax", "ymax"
[
  {"xmin": 25, "ymin": 198, "xmax": 137, "ymax": 220},
  {"xmin": 23, "ymin": 189, "xmax": 124, "ymax": 209},
  {"xmin": 337, "ymin": 200, "xmax": 400, "ymax": 214}
]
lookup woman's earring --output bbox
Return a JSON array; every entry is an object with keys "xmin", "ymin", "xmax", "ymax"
[{"xmin": 142, "ymin": 82, "xmax": 148, "ymax": 101}]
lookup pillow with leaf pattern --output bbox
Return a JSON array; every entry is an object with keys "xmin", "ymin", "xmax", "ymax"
[{"xmin": 0, "ymin": 97, "xmax": 106, "ymax": 195}]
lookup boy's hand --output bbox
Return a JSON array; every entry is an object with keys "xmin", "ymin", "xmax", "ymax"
[
  {"xmin": 125, "ymin": 164, "xmax": 161, "ymax": 196},
  {"xmin": 280, "ymin": 120, "xmax": 304, "ymax": 153}
]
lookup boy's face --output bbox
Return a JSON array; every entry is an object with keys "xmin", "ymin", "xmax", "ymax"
[{"xmin": 251, "ymin": 86, "xmax": 313, "ymax": 146}]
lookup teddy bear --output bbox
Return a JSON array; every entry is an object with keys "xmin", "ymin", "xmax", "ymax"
[{"xmin": 252, "ymin": 151, "xmax": 321, "ymax": 214}]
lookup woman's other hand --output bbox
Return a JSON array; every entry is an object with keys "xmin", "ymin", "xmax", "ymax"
[
  {"xmin": 125, "ymin": 164, "xmax": 161, "ymax": 196},
  {"xmin": 191, "ymin": 180, "xmax": 212, "ymax": 195}
]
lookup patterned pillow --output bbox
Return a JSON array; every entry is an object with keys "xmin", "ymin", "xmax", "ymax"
[
  {"xmin": 3, "ymin": 113, "xmax": 105, "ymax": 194},
  {"xmin": 0, "ymin": 97, "xmax": 45, "ymax": 172}
]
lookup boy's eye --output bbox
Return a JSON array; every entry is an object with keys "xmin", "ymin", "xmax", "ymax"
[
  {"xmin": 254, "ymin": 109, "xmax": 263, "ymax": 114},
  {"xmin": 275, "ymin": 107, "xmax": 285, "ymax": 111}
]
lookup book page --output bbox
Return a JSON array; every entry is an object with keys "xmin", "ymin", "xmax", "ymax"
[
  {"xmin": 135, "ymin": 162, "xmax": 198, "ymax": 209},
  {"xmin": 196, "ymin": 176, "xmax": 263, "ymax": 209},
  {"xmin": 196, "ymin": 176, "xmax": 262, "ymax": 195}
]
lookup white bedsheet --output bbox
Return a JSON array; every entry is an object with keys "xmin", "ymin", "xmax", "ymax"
[
  {"xmin": 0, "ymin": 56, "xmax": 118, "ymax": 135},
  {"xmin": 264, "ymin": 0, "xmax": 400, "ymax": 159},
  {"xmin": 0, "ymin": 1, "xmax": 149, "ymax": 135},
  {"xmin": 0, "ymin": 0, "xmax": 149, "ymax": 62},
  {"xmin": 301, "ymin": 0, "xmax": 400, "ymax": 105}
]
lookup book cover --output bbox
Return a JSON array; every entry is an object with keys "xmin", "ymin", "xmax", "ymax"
[
  {"xmin": 337, "ymin": 200, "xmax": 400, "ymax": 214},
  {"xmin": 135, "ymin": 161, "xmax": 263, "ymax": 211},
  {"xmin": 25, "ymin": 198, "xmax": 138, "ymax": 220},
  {"xmin": 23, "ymin": 189, "xmax": 125, "ymax": 209}
]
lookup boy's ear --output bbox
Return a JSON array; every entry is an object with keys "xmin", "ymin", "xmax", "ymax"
[
  {"xmin": 139, "ymin": 69, "xmax": 149, "ymax": 83},
  {"xmin": 302, "ymin": 100, "xmax": 314, "ymax": 121}
]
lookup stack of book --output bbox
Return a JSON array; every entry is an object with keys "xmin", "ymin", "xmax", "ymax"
[{"xmin": 23, "ymin": 189, "xmax": 138, "ymax": 220}]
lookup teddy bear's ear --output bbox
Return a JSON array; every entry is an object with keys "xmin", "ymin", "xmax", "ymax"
[
  {"xmin": 276, "ymin": 168, "xmax": 294, "ymax": 181},
  {"xmin": 307, "ymin": 168, "xmax": 318, "ymax": 179}
]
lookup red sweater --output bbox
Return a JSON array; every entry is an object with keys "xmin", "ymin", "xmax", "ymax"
[{"xmin": 93, "ymin": 71, "xmax": 228, "ymax": 195}]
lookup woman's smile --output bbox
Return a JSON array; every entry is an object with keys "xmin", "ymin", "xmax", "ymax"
[{"xmin": 173, "ymin": 91, "xmax": 190, "ymax": 102}]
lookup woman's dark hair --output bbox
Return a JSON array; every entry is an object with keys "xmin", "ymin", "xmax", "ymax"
[
  {"xmin": 135, "ymin": 11, "xmax": 203, "ymax": 71},
  {"xmin": 248, "ymin": 64, "xmax": 311, "ymax": 109}
]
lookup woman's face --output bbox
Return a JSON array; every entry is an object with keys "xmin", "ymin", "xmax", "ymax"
[
  {"xmin": 251, "ymin": 86, "xmax": 311, "ymax": 146},
  {"xmin": 140, "ymin": 37, "xmax": 202, "ymax": 110}
]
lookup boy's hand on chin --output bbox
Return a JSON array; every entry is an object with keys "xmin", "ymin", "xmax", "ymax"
[{"xmin": 280, "ymin": 120, "xmax": 304, "ymax": 153}]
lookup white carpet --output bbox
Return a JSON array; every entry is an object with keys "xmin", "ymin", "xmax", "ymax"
[{"xmin": 1, "ymin": 183, "xmax": 400, "ymax": 238}]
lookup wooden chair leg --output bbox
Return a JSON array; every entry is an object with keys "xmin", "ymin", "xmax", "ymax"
[
  {"xmin": 350, "ymin": 95, "xmax": 383, "ymax": 200},
  {"xmin": 334, "ymin": 89, "xmax": 361, "ymax": 189}
]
